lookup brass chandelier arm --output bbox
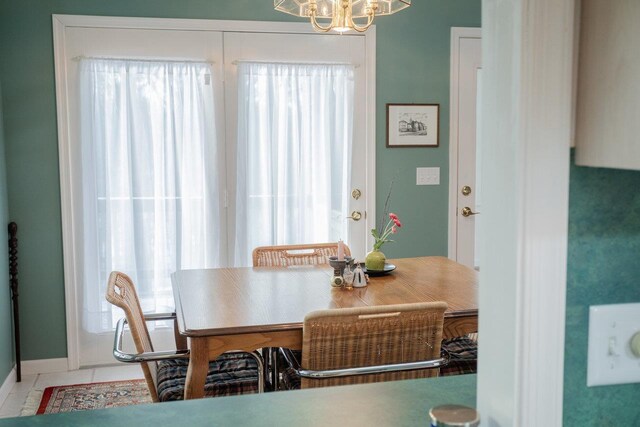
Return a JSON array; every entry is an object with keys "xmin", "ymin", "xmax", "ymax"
[
  {"xmin": 349, "ymin": 11, "xmax": 376, "ymax": 33},
  {"xmin": 309, "ymin": 7, "xmax": 376, "ymax": 33},
  {"xmin": 349, "ymin": 1, "xmax": 378, "ymax": 33},
  {"xmin": 309, "ymin": 11, "xmax": 334, "ymax": 33}
]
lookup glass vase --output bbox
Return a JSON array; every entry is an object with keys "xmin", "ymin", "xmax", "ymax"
[{"xmin": 365, "ymin": 249, "xmax": 386, "ymax": 271}]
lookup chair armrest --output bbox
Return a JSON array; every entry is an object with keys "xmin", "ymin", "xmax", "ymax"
[
  {"xmin": 113, "ymin": 316, "xmax": 190, "ymax": 363},
  {"xmin": 142, "ymin": 312, "xmax": 179, "ymax": 321},
  {"xmin": 280, "ymin": 348, "xmax": 450, "ymax": 379}
]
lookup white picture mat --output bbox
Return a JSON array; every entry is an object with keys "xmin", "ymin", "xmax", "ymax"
[{"xmin": 387, "ymin": 104, "xmax": 439, "ymax": 147}]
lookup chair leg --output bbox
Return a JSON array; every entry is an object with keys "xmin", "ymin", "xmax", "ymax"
[
  {"xmin": 263, "ymin": 348, "xmax": 272, "ymax": 391},
  {"xmin": 269, "ymin": 347, "xmax": 279, "ymax": 391},
  {"xmin": 248, "ymin": 351, "xmax": 265, "ymax": 393}
]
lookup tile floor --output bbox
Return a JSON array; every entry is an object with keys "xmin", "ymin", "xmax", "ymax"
[{"xmin": 0, "ymin": 365, "xmax": 144, "ymax": 419}]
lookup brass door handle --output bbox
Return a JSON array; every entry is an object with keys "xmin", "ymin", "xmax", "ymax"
[
  {"xmin": 461, "ymin": 207, "xmax": 480, "ymax": 217},
  {"xmin": 347, "ymin": 211, "xmax": 363, "ymax": 221}
]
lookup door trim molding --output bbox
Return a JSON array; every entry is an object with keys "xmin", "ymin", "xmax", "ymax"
[
  {"xmin": 447, "ymin": 27, "xmax": 482, "ymax": 261},
  {"xmin": 52, "ymin": 14, "xmax": 80, "ymax": 370},
  {"xmin": 52, "ymin": 14, "xmax": 376, "ymax": 369},
  {"xmin": 477, "ymin": 0, "xmax": 574, "ymax": 424}
]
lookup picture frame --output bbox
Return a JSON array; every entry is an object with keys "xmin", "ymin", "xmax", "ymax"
[{"xmin": 386, "ymin": 103, "xmax": 440, "ymax": 148}]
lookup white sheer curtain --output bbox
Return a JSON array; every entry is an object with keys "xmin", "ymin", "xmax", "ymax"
[
  {"xmin": 234, "ymin": 62, "xmax": 355, "ymax": 267},
  {"xmin": 79, "ymin": 59, "xmax": 223, "ymax": 333}
]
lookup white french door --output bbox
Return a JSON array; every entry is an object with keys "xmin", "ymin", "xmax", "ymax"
[
  {"xmin": 223, "ymin": 32, "xmax": 368, "ymax": 265},
  {"xmin": 56, "ymin": 18, "xmax": 374, "ymax": 367},
  {"xmin": 64, "ymin": 27, "xmax": 226, "ymax": 365}
]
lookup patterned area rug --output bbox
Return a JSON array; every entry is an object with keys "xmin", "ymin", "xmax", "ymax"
[{"xmin": 35, "ymin": 380, "xmax": 152, "ymax": 414}]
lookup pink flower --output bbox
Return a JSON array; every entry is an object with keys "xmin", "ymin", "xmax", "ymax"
[
  {"xmin": 392, "ymin": 225, "xmax": 398, "ymax": 234},
  {"xmin": 393, "ymin": 218, "xmax": 402, "ymax": 228},
  {"xmin": 389, "ymin": 213, "xmax": 398, "ymax": 220}
]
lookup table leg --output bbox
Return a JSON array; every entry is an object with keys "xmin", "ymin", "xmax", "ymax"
[
  {"xmin": 185, "ymin": 337, "xmax": 209, "ymax": 399},
  {"xmin": 174, "ymin": 317, "xmax": 188, "ymax": 351}
]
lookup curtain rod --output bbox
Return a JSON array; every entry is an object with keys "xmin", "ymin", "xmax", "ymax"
[
  {"xmin": 72, "ymin": 56, "xmax": 358, "ymax": 68},
  {"xmin": 72, "ymin": 55, "xmax": 215, "ymax": 65},
  {"xmin": 232, "ymin": 59, "xmax": 360, "ymax": 68}
]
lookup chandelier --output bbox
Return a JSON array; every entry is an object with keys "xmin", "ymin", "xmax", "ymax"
[{"xmin": 274, "ymin": 0, "xmax": 411, "ymax": 33}]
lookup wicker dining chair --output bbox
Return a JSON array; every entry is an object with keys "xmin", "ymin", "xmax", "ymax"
[
  {"xmin": 252, "ymin": 242, "xmax": 351, "ymax": 267},
  {"xmin": 280, "ymin": 302, "xmax": 449, "ymax": 389},
  {"xmin": 105, "ymin": 271, "xmax": 264, "ymax": 402},
  {"xmin": 252, "ymin": 242, "xmax": 352, "ymax": 390}
]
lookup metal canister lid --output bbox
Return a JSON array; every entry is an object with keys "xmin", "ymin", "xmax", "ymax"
[{"xmin": 429, "ymin": 405, "xmax": 480, "ymax": 427}]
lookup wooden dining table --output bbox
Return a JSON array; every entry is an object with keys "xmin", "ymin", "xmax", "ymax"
[{"xmin": 171, "ymin": 256, "xmax": 478, "ymax": 399}]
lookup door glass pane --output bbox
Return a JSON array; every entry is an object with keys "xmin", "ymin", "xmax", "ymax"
[
  {"xmin": 79, "ymin": 59, "xmax": 223, "ymax": 333},
  {"xmin": 233, "ymin": 62, "xmax": 355, "ymax": 266}
]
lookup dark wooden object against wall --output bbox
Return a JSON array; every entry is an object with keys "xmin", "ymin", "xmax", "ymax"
[{"xmin": 8, "ymin": 222, "xmax": 20, "ymax": 382}]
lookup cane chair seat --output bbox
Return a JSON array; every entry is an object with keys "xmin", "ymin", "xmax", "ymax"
[{"xmin": 106, "ymin": 271, "xmax": 262, "ymax": 402}]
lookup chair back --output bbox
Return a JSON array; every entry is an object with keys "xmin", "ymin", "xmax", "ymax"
[
  {"xmin": 105, "ymin": 271, "xmax": 159, "ymax": 402},
  {"xmin": 301, "ymin": 302, "xmax": 447, "ymax": 388},
  {"xmin": 252, "ymin": 243, "xmax": 351, "ymax": 267}
]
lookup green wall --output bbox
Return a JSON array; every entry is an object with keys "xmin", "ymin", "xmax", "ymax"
[
  {"xmin": 564, "ymin": 152, "xmax": 640, "ymax": 425},
  {"xmin": 4, "ymin": 4, "xmax": 640, "ymax": 423},
  {"xmin": 0, "ymin": 1, "xmax": 481, "ymax": 360},
  {"xmin": 0, "ymin": 82, "xmax": 13, "ymax": 380}
]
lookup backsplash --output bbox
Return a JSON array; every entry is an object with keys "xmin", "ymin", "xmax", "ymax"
[{"xmin": 564, "ymin": 150, "xmax": 640, "ymax": 425}]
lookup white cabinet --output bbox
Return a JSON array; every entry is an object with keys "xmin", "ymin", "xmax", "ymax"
[{"xmin": 575, "ymin": 0, "xmax": 640, "ymax": 170}]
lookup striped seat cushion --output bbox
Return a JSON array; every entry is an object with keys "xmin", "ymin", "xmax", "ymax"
[
  {"xmin": 156, "ymin": 352, "xmax": 260, "ymax": 401},
  {"xmin": 440, "ymin": 336, "xmax": 478, "ymax": 376},
  {"xmin": 281, "ymin": 365, "xmax": 301, "ymax": 391},
  {"xmin": 279, "ymin": 350, "xmax": 302, "ymax": 391}
]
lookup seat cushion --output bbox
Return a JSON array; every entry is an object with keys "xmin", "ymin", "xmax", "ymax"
[
  {"xmin": 278, "ymin": 350, "xmax": 302, "ymax": 391},
  {"xmin": 156, "ymin": 352, "xmax": 259, "ymax": 401},
  {"xmin": 281, "ymin": 366, "xmax": 301, "ymax": 391},
  {"xmin": 440, "ymin": 336, "xmax": 478, "ymax": 376}
]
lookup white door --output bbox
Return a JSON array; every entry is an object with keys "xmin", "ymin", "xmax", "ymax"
[
  {"xmin": 449, "ymin": 29, "xmax": 482, "ymax": 269},
  {"xmin": 64, "ymin": 27, "xmax": 226, "ymax": 366},
  {"xmin": 57, "ymin": 20, "xmax": 374, "ymax": 368},
  {"xmin": 223, "ymin": 32, "xmax": 368, "ymax": 263}
]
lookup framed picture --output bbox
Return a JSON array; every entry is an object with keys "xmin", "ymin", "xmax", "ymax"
[{"xmin": 386, "ymin": 103, "xmax": 440, "ymax": 148}]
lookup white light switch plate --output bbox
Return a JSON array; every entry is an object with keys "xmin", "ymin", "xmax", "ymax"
[
  {"xmin": 416, "ymin": 167, "xmax": 440, "ymax": 186},
  {"xmin": 587, "ymin": 303, "xmax": 640, "ymax": 386}
]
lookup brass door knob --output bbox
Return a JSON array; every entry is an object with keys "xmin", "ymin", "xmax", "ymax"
[
  {"xmin": 351, "ymin": 189, "xmax": 362, "ymax": 200},
  {"xmin": 461, "ymin": 185, "xmax": 472, "ymax": 196},
  {"xmin": 461, "ymin": 207, "xmax": 480, "ymax": 217},
  {"xmin": 347, "ymin": 211, "xmax": 363, "ymax": 221}
]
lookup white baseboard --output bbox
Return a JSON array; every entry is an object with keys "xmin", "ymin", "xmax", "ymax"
[
  {"xmin": 0, "ymin": 367, "xmax": 17, "ymax": 408},
  {"xmin": 22, "ymin": 358, "xmax": 69, "ymax": 375}
]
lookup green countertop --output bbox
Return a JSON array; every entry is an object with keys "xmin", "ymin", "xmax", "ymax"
[{"xmin": 0, "ymin": 375, "xmax": 476, "ymax": 426}]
